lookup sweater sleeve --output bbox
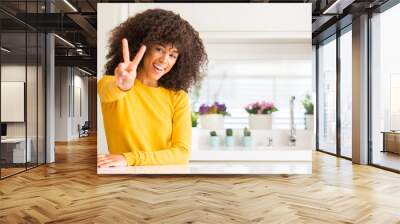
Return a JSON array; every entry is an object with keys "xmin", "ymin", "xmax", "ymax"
[
  {"xmin": 97, "ymin": 75, "xmax": 127, "ymax": 103},
  {"xmin": 122, "ymin": 91, "xmax": 191, "ymax": 166}
]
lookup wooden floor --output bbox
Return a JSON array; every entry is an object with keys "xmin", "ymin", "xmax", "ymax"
[
  {"xmin": 1, "ymin": 135, "xmax": 400, "ymax": 223},
  {"xmin": 1, "ymin": 167, "xmax": 26, "ymax": 178},
  {"xmin": 373, "ymin": 151, "xmax": 400, "ymax": 171}
]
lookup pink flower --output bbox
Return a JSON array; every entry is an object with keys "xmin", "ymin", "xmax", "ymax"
[{"xmin": 244, "ymin": 100, "xmax": 278, "ymax": 114}]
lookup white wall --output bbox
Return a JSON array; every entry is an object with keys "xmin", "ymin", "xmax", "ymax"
[
  {"xmin": 1, "ymin": 64, "xmax": 46, "ymax": 163},
  {"xmin": 55, "ymin": 67, "xmax": 69, "ymax": 141},
  {"xmin": 54, "ymin": 67, "xmax": 89, "ymax": 141},
  {"xmin": 378, "ymin": 5, "xmax": 400, "ymax": 130},
  {"xmin": 1, "ymin": 65, "xmax": 32, "ymax": 137},
  {"xmin": 97, "ymin": 3, "xmax": 311, "ymax": 153},
  {"xmin": 1, "ymin": 65, "xmax": 26, "ymax": 139}
]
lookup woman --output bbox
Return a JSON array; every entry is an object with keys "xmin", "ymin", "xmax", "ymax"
[{"xmin": 97, "ymin": 9, "xmax": 207, "ymax": 167}]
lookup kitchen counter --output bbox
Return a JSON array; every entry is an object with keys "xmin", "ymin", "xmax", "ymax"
[
  {"xmin": 98, "ymin": 145, "xmax": 313, "ymax": 175},
  {"xmin": 189, "ymin": 146, "xmax": 312, "ymax": 161},
  {"xmin": 98, "ymin": 161, "xmax": 312, "ymax": 174}
]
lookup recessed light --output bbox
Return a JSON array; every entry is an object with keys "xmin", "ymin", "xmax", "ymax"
[
  {"xmin": 54, "ymin": 34, "xmax": 75, "ymax": 48},
  {"xmin": 1, "ymin": 47, "xmax": 11, "ymax": 53},
  {"xmin": 78, "ymin": 67, "xmax": 92, "ymax": 76},
  {"xmin": 63, "ymin": 0, "xmax": 78, "ymax": 12}
]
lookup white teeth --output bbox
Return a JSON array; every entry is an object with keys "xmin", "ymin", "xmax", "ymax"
[{"xmin": 154, "ymin": 64, "xmax": 164, "ymax": 72}]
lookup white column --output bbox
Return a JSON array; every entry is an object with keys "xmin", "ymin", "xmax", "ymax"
[
  {"xmin": 352, "ymin": 14, "xmax": 369, "ymax": 164},
  {"xmin": 46, "ymin": 32, "xmax": 55, "ymax": 163}
]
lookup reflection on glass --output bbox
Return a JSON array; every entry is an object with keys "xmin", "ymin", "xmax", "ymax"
[
  {"xmin": 1, "ymin": 30, "xmax": 27, "ymax": 177},
  {"xmin": 318, "ymin": 37, "xmax": 337, "ymax": 154},
  {"xmin": 340, "ymin": 29, "xmax": 352, "ymax": 158},
  {"xmin": 371, "ymin": 4, "xmax": 400, "ymax": 171},
  {"xmin": 0, "ymin": 1, "xmax": 47, "ymax": 178},
  {"xmin": 27, "ymin": 31, "xmax": 38, "ymax": 169},
  {"xmin": 38, "ymin": 33, "xmax": 46, "ymax": 165}
]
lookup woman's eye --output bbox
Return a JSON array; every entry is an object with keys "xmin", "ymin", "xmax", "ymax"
[
  {"xmin": 155, "ymin": 47, "xmax": 163, "ymax": 52},
  {"xmin": 170, "ymin": 54, "xmax": 178, "ymax": 59}
]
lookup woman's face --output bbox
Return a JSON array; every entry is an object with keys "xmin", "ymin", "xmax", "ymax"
[{"xmin": 141, "ymin": 43, "xmax": 179, "ymax": 81}]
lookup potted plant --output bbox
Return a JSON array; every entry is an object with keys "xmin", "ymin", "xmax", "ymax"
[
  {"xmin": 244, "ymin": 101, "xmax": 278, "ymax": 129},
  {"xmin": 242, "ymin": 127, "xmax": 252, "ymax": 148},
  {"xmin": 302, "ymin": 94, "xmax": 314, "ymax": 130},
  {"xmin": 199, "ymin": 102, "xmax": 230, "ymax": 130},
  {"xmin": 191, "ymin": 111, "xmax": 199, "ymax": 128},
  {"xmin": 225, "ymin": 128, "xmax": 234, "ymax": 147},
  {"xmin": 209, "ymin": 131, "xmax": 220, "ymax": 148}
]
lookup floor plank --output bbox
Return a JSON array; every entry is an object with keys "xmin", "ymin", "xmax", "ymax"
[{"xmin": 1, "ymin": 134, "xmax": 400, "ymax": 223}]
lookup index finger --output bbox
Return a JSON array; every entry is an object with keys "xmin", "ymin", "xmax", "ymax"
[
  {"xmin": 131, "ymin": 45, "xmax": 147, "ymax": 66},
  {"xmin": 122, "ymin": 38, "xmax": 130, "ymax": 63}
]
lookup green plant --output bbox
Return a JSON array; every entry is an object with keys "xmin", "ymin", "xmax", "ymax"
[
  {"xmin": 210, "ymin": 131, "xmax": 217, "ymax": 136},
  {"xmin": 302, "ymin": 94, "xmax": 314, "ymax": 115},
  {"xmin": 191, "ymin": 111, "xmax": 199, "ymax": 127},
  {"xmin": 243, "ymin": 128, "xmax": 251, "ymax": 137},
  {"xmin": 226, "ymin": 128, "xmax": 233, "ymax": 137}
]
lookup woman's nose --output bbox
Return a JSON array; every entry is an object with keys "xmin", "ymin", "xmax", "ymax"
[{"xmin": 159, "ymin": 53, "xmax": 168, "ymax": 63}]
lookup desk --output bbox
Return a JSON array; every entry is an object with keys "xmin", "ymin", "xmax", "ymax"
[{"xmin": 1, "ymin": 138, "xmax": 31, "ymax": 163}]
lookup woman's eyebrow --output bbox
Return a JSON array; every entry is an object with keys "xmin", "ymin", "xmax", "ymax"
[
  {"xmin": 158, "ymin": 43, "xmax": 179, "ymax": 53},
  {"xmin": 165, "ymin": 47, "xmax": 178, "ymax": 54}
]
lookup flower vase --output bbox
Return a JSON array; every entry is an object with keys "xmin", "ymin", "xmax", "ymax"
[
  {"xmin": 305, "ymin": 114, "xmax": 314, "ymax": 130},
  {"xmin": 201, "ymin": 114, "xmax": 224, "ymax": 130},
  {"xmin": 249, "ymin": 114, "xmax": 272, "ymax": 129}
]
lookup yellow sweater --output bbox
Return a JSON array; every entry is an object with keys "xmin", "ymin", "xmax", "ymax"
[{"xmin": 97, "ymin": 75, "xmax": 191, "ymax": 166}]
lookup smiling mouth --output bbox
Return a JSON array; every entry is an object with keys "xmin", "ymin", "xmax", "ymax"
[{"xmin": 153, "ymin": 64, "xmax": 165, "ymax": 73}]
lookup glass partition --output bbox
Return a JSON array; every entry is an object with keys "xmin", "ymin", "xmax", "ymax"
[
  {"xmin": 27, "ymin": 30, "xmax": 38, "ymax": 169},
  {"xmin": 317, "ymin": 36, "xmax": 337, "ymax": 154},
  {"xmin": 1, "ymin": 30, "xmax": 28, "ymax": 178},
  {"xmin": 0, "ymin": 1, "xmax": 46, "ymax": 179},
  {"xmin": 370, "ymin": 4, "xmax": 400, "ymax": 171},
  {"xmin": 339, "ymin": 27, "xmax": 352, "ymax": 158}
]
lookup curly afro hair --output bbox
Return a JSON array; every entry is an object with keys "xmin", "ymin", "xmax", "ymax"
[{"xmin": 105, "ymin": 8, "xmax": 208, "ymax": 92}]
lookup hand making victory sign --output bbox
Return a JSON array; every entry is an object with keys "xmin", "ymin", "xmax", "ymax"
[
  {"xmin": 97, "ymin": 38, "xmax": 146, "ymax": 168},
  {"xmin": 114, "ymin": 38, "xmax": 147, "ymax": 91}
]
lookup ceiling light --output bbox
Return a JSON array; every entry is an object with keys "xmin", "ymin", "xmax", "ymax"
[
  {"xmin": 1, "ymin": 47, "xmax": 11, "ymax": 53},
  {"xmin": 323, "ymin": 0, "xmax": 355, "ymax": 14},
  {"xmin": 63, "ymin": 0, "xmax": 78, "ymax": 12},
  {"xmin": 78, "ymin": 67, "xmax": 93, "ymax": 76},
  {"xmin": 54, "ymin": 34, "xmax": 75, "ymax": 48}
]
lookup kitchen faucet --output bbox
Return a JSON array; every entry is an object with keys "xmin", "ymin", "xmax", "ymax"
[{"xmin": 289, "ymin": 96, "xmax": 296, "ymax": 146}]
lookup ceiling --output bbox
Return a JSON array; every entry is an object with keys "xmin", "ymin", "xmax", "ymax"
[{"xmin": 0, "ymin": 0, "xmax": 391, "ymax": 75}]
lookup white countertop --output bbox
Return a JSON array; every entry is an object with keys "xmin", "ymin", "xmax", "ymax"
[
  {"xmin": 190, "ymin": 146, "xmax": 312, "ymax": 161},
  {"xmin": 97, "ymin": 145, "xmax": 313, "ymax": 175},
  {"xmin": 97, "ymin": 161, "xmax": 312, "ymax": 175}
]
